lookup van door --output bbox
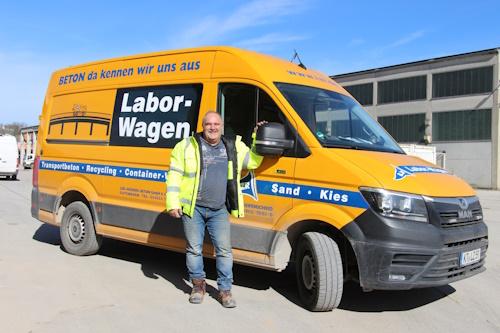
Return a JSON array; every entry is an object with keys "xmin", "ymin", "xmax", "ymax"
[{"xmin": 218, "ymin": 83, "xmax": 297, "ymax": 255}]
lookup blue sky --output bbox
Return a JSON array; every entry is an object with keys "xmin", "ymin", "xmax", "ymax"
[{"xmin": 0, "ymin": 0, "xmax": 498, "ymax": 126}]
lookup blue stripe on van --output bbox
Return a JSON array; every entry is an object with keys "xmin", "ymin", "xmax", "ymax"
[
  {"xmin": 256, "ymin": 180, "xmax": 369, "ymax": 209},
  {"xmin": 39, "ymin": 160, "xmax": 167, "ymax": 182},
  {"xmin": 39, "ymin": 160, "xmax": 368, "ymax": 208}
]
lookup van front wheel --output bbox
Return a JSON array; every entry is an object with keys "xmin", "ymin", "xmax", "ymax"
[
  {"xmin": 60, "ymin": 202, "xmax": 102, "ymax": 256},
  {"xmin": 296, "ymin": 232, "xmax": 343, "ymax": 311}
]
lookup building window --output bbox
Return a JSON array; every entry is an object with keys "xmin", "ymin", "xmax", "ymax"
[
  {"xmin": 377, "ymin": 76, "xmax": 426, "ymax": 104},
  {"xmin": 432, "ymin": 109, "xmax": 491, "ymax": 142},
  {"xmin": 378, "ymin": 113, "xmax": 426, "ymax": 143},
  {"xmin": 343, "ymin": 83, "xmax": 373, "ymax": 106},
  {"xmin": 432, "ymin": 66, "xmax": 493, "ymax": 98}
]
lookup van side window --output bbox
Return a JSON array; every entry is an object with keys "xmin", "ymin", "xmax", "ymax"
[{"xmin": 218, "ymin": 83, "xmax": 296, "ymax": 156}]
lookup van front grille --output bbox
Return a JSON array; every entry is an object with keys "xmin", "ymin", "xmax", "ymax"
[
  {"xmin": 426, "ymin": 196, "xmax": 483, "ymax": 229},
  {"xmin": 439, "ymin": 208, "xmax": 483, "ymax": 229}
]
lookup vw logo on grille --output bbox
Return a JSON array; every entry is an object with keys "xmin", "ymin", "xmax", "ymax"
[{"xmin": 458, "ymin": 198, "xmax": 468, "ymax": 209}]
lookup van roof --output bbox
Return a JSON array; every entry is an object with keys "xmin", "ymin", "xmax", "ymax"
[{"xmin": 47, "ymin": 46, "xmax": 347, "ymax": 96}]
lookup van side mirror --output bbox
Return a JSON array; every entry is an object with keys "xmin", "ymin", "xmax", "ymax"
[{"xmin": 255, "ymin": 122, "xmax": 294, "ymax": 157}]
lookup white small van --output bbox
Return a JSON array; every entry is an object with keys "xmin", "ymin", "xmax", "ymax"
[
  {"xmin": 0, "ymin": 134, "xmax": 19, "ymax": 180},
  {"xmin": 23, "ymin": 153, "xmax": 35, "ymax": 169}
]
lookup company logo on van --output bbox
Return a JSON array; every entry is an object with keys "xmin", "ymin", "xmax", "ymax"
[
  {"xmin": 458, "ymin": 210, "xmax": 473, "ymax": 219},
  {"xmin": 241, "ymin": 170, "xmax": 258, "ymax": 200},
  {"xmin": 109, "ymin": 84, "xmax": 202, "ymax": 148},
  {"xmin": 392, "ymin": 165, "xmax": 452, "ymax": 180},
  {"xmin": 458, "ymin": 198, "xmax": 468, "ymax": 209}
]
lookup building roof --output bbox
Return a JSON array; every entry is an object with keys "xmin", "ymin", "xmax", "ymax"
[{"xmin": 331, "ymin": 47, "xmax": 499, "ymax": 79}]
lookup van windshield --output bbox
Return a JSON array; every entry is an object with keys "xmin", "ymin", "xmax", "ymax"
[{"xmin": 275, "ymin": 83, "xmax": 403, "ymax": 153}]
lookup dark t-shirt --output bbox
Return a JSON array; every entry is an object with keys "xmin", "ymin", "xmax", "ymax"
[{"xmin": 196, "ymin": 139, "xmax": 228, "ymax": 209}]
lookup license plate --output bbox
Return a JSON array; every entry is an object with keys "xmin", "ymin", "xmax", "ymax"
[{"xmin": 460, "ymin": 248, "xmax": 481, "ymax": 267}]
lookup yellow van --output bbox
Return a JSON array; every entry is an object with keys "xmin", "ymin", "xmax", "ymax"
[{"xmin": 31, "ymin": 46, "xmax": 488, "ymax": 311}]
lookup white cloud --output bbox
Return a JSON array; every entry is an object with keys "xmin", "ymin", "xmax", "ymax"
[
  {"xmin": 390, "ymin": 30, "xmax": 425, "ymax": 48},
  {"xmin": 169, "ymin": 0, "xmax": 306, "ymax": 48},
  {"xmin": 349, "ymin": 39, "xmax": 365, "ymax": 47},
  {"xmin": 233, "ymin": 33, "xmax": 308, "ymax": 51},
  {"xmin": 367, "ymin": 30, "xmax": 426, "ymax": 62}
]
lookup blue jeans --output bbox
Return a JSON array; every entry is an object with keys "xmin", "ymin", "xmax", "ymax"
[{"xmin": 182, "ymin": 205, "xmax": 233, "ymax": 291}]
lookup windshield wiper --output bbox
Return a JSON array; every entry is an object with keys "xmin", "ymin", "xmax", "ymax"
[
  {"xmin": 323, "ymin": 143, "xmax": 403, "ymax": 154},
  {"xmin": 323, "ymin": 143, "xmax": 359, "ymax": 149},
  {"xmin": 338, "ymin": 136, "xmax": 374, "ymax": 145}
]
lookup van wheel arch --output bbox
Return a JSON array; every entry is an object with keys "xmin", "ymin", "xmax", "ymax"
[
  {"xmin": 286, "ymin": 220, "xmax": 344, "ymax": 259},
  {"xmin": 56, "ymin": 191, "xmax": 92, "ymax": 222}
]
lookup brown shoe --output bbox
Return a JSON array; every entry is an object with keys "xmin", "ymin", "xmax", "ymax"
[
  {"xmin": 189, "ymin": 278, "xmax": 206, "ymax": 304},
  {"xmin": 219, "ymin": 290, "xmax": 237, "ymax": 308}
]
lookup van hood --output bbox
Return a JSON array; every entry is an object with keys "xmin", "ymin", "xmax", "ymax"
[{"xmin": 333, "ymin": 149, "xmax": 476, "ymax": 197}]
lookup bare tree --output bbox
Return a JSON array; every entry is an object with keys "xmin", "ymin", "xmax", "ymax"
[
  {"xmin": 1, "ymin": 122, "xmax": 27, "ymax": 137},
  {"xmin": 11, "ymin": 122, "xmax": 27, "ymax": 136}
]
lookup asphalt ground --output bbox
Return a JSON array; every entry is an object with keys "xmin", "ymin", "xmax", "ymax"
[{"xmin": 1, "ymin": 169, "xmax": 499, "ymax": 332}]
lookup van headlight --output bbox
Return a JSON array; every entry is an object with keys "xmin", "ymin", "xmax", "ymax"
[{"xmin": 360, "ymin": 187, "xmax": 429, "ymax": 223}]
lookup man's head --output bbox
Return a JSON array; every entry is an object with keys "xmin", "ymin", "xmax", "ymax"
[{"xmin": 202, "ymin": 110, "xmax": 223, "ymax": 145}]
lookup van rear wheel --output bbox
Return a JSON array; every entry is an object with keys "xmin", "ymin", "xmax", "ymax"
[
  {"xmin": 60, "ymin": 202, "xmax": 102, "ymax": 256},
  {"xmin": 296, "ymin": 232, "xmax": 343, "ymax": 311}
]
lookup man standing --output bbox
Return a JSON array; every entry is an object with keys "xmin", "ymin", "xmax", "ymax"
[{"xmin": 166, "ymin": 110, "xmax": 264, "ymax": 308}]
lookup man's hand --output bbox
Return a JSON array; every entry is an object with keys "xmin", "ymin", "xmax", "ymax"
[
  {"xmin": 253, "ymin": 120, "xmax": 268, "ymax": 133},
  {"xmin": 168, "ymin": 208, "xmax": 183, "ymax": 219}
]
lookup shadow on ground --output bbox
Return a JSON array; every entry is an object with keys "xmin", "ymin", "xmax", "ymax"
[{"xmin": 32, "ymin": 223, "xmax": 454, "ymax": 312}]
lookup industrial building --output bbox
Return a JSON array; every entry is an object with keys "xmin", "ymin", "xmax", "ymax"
[{"xmin": 332, "ymin": 48, "xmax": 500, "ymax": 189}]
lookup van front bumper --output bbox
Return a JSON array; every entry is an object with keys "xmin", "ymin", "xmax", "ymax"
[{"xmin": 342, "ymin": 208, "xmax": 488, "ymax": 290}]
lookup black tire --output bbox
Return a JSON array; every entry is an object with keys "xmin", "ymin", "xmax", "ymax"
[
  {"xmin": 60, "ymin": 202, "xmax": 102, "ymax": 256},
  {"xmin": 296, "ymin": 232, "xmax": 343, "ymax": 311},
  {"xmin": 11, "ymin": 174, "xmax": 17, "ymax": 180}
]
